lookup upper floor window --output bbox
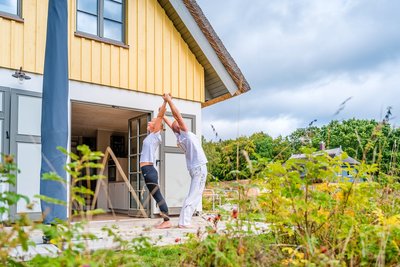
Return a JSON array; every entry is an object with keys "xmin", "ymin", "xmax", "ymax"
[
  {"xmin": 76, "ymin": 0, "xmax": 124, "ymax": 43},
  {"xmin": 0, "ymin": 0, "xmax": 22, "ymax": 18}
]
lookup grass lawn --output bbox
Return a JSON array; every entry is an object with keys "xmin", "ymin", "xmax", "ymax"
[{"xmin": 134, "ymin": 246, "xmax": 182, "ymax": 267}]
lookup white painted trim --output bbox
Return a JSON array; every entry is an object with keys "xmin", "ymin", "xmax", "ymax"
[
  {"xmin": 0, "ymin": 69, "xmax": 43, "ymax": 93},
  {"xmin": 169, "ymin": 0, "xmax": 238, "ymax": 95}
]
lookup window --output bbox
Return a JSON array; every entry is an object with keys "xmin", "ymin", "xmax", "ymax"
[
  {"xmin": 76, "ymin": 0, "xmax": 125, "ymax": 43},
  {"xmin": 0, "ymin": 0, "xmax": 22, "ymax": 18}
]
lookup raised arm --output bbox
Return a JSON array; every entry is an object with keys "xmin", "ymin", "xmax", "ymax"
[
  {"xmin": 163, "ymin": 94, "xmax": 188, "ymax": 132},
  {"xmin": 163, "ymin": 116, "xmax": 173, "ymax": 129},
  {"xmin": 153, "ymin": 100, "xmax": 167, "ymax": 132}
]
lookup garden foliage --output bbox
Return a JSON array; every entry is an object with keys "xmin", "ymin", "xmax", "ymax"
[{"xmin": 0, "ymin": 116, "xmax": 399, "ymax": 266}]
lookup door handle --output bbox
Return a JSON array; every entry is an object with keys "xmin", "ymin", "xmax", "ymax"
[
  {"xmin": 6, "ymin": 131, "xmax": 9, "ymax": 139},
  {"xmin": 156, "ymin": 160, "xmax": 161, "ymax": 166}
]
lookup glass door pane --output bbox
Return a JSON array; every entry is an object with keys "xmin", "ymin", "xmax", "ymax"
[{"xmin": 128, "ymin": 114, "xmax": 150, "ymax": 216}]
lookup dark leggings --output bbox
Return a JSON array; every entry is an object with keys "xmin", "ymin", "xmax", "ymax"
[{"xmin": 141, "ymin": 165, "xmax": 169, "ymax": 221}]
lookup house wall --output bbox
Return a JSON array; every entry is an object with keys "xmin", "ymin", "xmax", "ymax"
[
  {"xmin": 0, "ymin": 69, "xmax": 203, "ymax": 218},
  {"xmin": 0, "ymin": 0, "xmax": 205, "ymax": 102},
  {"xmin": 0, "ymin": 1, "xmax": 47, "ymax": 76}
]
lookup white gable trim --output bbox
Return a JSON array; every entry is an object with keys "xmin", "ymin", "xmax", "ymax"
[{"xmin": 169, "ymin": 0, "xmax": 238, "ymax": 95}]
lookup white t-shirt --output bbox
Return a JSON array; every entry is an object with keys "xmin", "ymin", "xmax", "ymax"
[
  {"xmin": 175, "ymin": 131, "xmax": 208, "ymax": 170},
  {"xmin": 140, "ymin": 132, "xmax": 161, "ymax": 164}
]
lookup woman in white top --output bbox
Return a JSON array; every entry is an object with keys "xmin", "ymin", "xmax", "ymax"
[{"xmin": 140, "ymin": 100, "xmax": 171, "ymax": 229}]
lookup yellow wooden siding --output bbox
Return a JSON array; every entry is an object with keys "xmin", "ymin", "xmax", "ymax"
[
  {"xmin": 23, "ymin": 0, "xmax": 36, "ymax": 71},
  {"xmin": 101, "ymin": 43, "xmax": 111, "ymax": 86},
  {"xmin": 128, "ymin": 0, "xmax": 138, "ymax": 90},
  {"xmin": 0, "ymin": 0, "xmax": 204, "ymax": 102},
  {"xmin": 110, "ymin": 46, "xmax": 120, "ymax": 87},
  {"xmin": 91, "ymin": 41, "xmax": 101, "ymax": 84},
  {"xmin": 119, "ymin": 48, "xmax": 129, "ymax": 89},
  {"xmin": 0, "ymin": 17, "xmax": 11, "ymax": 67},
  {"xmin": 0, "ymin": 0, "xmax": 47, "ymax": 73},
  {"xmin": 154, "ymin": 2, "xmax": 163, "ymax": 96},
  {"xmin": 170, "ymin": 27, "xmax": 179, "ymax": 97},
  {"xmin": 81, "ymin": 39, "xmax": 92, "ymax": 82},
  {"xmin": 162, "ymin": 14, "xmax": 171, "ymax": 94},
  {"xmin": 178, "ymin": 39, "xmax": 187, "ymax": 100}
]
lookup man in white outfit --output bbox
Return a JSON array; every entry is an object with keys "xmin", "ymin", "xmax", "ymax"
[{"xmin": 162, "ymin": 94, "xmax": 208, "ymax": 228}]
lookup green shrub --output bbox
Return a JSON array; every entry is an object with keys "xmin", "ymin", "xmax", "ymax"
[
  {"xmin": 2, "ymin": 143, "xmax": 400, "ymax": 266},
  {"xmin": 0, "ymin": 155, "xmax": 35, "ymax": 266},
  {"xmin": 246, "ymin": 148, "xmax": 400, "ymax": 266}
]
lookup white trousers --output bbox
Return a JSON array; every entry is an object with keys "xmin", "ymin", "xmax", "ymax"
[{"xmin": 179, "ymin": 164, "xmax": 207, "ymax": 226}]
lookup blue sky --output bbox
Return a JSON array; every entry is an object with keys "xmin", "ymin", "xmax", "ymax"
[{"xmin": 197, "ymin": 0, "xmax": 400, "ymax": 141}]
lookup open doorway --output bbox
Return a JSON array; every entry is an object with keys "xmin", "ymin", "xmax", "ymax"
[{"xmin": 71, "ymin": 101, "xmax": 150, "ymax": 220}]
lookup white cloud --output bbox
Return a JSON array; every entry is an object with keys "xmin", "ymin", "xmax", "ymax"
[
  {"xmin": 202, "ymin": 115, "xmax": 303, "ymax": 141},
  {"xmin": 197, "ymin": 0, "xmax": 400, "ymax": 139},
  {"xmin": 203, "ymin": 58, "xmax": 400, "ymax": 139}
]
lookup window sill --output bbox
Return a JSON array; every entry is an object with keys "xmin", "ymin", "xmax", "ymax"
[
  {"xmin": 74, "ymin": 32, "xmax": 129, "ymax": 49},
  {"xmin": 0, "ymin": 11, "xmax": 24, "ymax": 23}
]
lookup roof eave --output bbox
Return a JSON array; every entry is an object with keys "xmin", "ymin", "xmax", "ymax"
[{"xmin": 159, "ymin": 0, "xmax": 251, "ymax": 106}]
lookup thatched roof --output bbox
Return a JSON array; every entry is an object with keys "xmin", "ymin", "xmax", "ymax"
[
  {"xmin": 158, "ymin": 0, "xmax": 251, "ymax": 106},
  {"xmin": 182, "ymin": 0, "xmax": 251, "ymax": 95}
]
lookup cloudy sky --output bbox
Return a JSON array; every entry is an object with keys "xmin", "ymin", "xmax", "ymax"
[{"xmin": 197, "ymin": 0, "xmax": 400, "ymax": 141}]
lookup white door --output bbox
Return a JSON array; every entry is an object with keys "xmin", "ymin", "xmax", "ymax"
[
  {"xmin": 161, "ymin": 113, "xmax": 195, "ymax": 215},
  {"xmin": 9, "ymin": 89, "xmax": 42, "ymax": 221}
]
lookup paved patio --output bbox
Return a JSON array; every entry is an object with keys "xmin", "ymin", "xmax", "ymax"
[
  {"xmin": 9, "ymin": 212, "xmax": 269, "ymax": 262},
  {"xmin": 10, "ymin": 215, "xmax": 214, "ymax": 261}
]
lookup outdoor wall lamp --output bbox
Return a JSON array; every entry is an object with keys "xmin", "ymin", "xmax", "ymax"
[{"xmin": 12, "ymin": 67, "xmax": 31, "ymax": 83}]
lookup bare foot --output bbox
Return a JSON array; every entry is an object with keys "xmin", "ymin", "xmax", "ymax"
[
  {"xmin": 155, "ymin": 221, "xmax": 172, "ymax": 229},
  {"xmin": 178, "ymin": 224, "xmax": 194, "ymax": 229}
]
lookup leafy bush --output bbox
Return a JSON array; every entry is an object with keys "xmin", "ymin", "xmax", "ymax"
[
  {"xmin": 204, "ymin": 118, "xmax": 400, "ymax": 182},
  {"xmin": 242, "ymin": 148, "xmax": 400, "ymax": 266},
  {"xmin": 0, "ymin": 155, "xmax": 35, "ymax": 266},
  {"xmin": 2, "ymin": 140, "xmax": 399, "ymax": 266}
]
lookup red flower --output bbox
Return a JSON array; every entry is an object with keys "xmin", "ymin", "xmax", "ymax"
[
  {"xmin": 232, "ymin": 207, "xmax": 238, "ymax": 219},
  {"xmin": 175, "ymin": 237, "xmax": 181, "ymax": 243},
  {"xmin": 320, "ymin": 246, "xmax": 328, "ymax": 254},
  {"xmin": 213, "ymin": 214, "xmax": 221, "ymax": 227}
]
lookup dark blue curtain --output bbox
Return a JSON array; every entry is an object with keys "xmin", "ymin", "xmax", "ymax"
[{"xmin": 40, "ymin": 0, "xmax": 69, "ymax": 224}]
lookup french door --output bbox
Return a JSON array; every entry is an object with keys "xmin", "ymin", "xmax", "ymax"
[{"xmin": 128, "ymin": 114, "xmax": 151, "ymax": 217}]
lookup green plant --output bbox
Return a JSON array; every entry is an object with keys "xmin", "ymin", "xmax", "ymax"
[
  {"xmin": 29, "ymin": 145, "xmax": 105, "ymax": 266},
  {"xmin": 200, "ymin": 142, "xmax": 400, "ymax": 266},
  {"xmin": 248, "ymin": 148, "xmax": 400, "ymax": 266},
  {"xmin": 29, "ymin": 145, "xmax": 160, "ymax": 266},
  {"xmin": 0, "ymin": 155, "xmax": 35, "ymax": 266},
  {"xmin": 182, "ymin": 225, "xmax": 283, "ymax": 266}
]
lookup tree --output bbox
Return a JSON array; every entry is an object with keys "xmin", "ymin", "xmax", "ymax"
[
  {"xmin": 203, "ymin": 119, "xmax": 400, "ymax": 181},
  {"xmin": 249, "ymin": 132, "xmax": 274, "ymax": 160}
]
